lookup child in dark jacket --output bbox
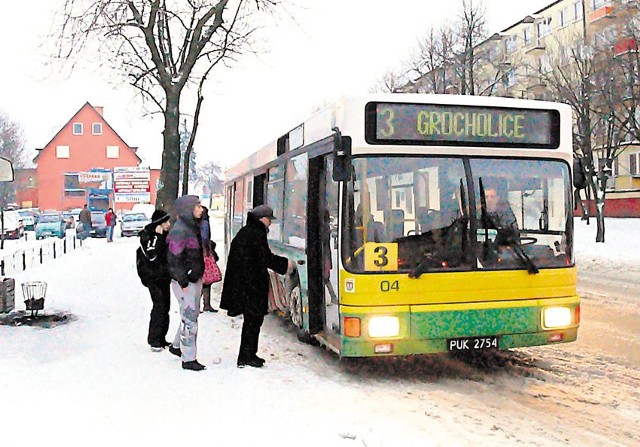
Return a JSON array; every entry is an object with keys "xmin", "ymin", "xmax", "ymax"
[{"xmin": 136, "ymin": 209, "xmax": 171, "ymax": 351}]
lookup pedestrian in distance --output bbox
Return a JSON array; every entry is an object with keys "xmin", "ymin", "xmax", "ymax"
[
  {"xmin": 220, "ymin": 205, "xmax": 294, "ymax": 368},
  {"xmin": 199, "ymin": 206, "xmax": 219, "ymax": 313},
  {"xmin": 136, "ymin": 209, "xmax": 172, "ymax": 351},
  {"xmin": 167, "ymin": 195, "xmax": 207, "ymax": 371},
  {"xmin": 78, "ymin": 204, "xmax": 92, "ymax": 240},
  {"xmin": 105, "ymin": 208, "xmax": 117, "ymax": 242}
]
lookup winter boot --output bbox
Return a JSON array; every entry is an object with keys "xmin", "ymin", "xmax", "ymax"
[
  {"xmin": 169, "ymin": 345, "xmax": 182, "ymax": 357},
  {"xmin": 202, "ymin": 286, "xmax": 218, "ymax": 312},
  {"xmin": 182, "ymin": 360, "xmax": 206, "ymax": 371}
]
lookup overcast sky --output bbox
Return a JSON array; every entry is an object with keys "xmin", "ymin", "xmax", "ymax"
[{"xmin": 0, "ymin": 0, "xmax": 553, "ymax": 170}]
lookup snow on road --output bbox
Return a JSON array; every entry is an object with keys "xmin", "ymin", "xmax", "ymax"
[{"xmin": 0, "ymin": 217, "xmax": 638, "ymax": 447}]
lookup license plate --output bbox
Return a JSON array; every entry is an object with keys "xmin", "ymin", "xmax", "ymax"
[{"xmin": 447, "ymin": 336, "xmax": 500, "ymax": 351}]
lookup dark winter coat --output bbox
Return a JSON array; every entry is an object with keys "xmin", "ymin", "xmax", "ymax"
[
  {"xmin": 220, "ymin": 212, "xmax": 289, "ymax": 317},
  {"xmin": 167, "ymin": 195, "xmax": 204, "ymax": 288},
  {"xmin": 79, "ymin": 207, "xmax": 92, "ymax": 226},
  {"xmin": 136, "ymin": 226, "xmax": 169, "ymax": 287},
  {"xmin": 483, "ymin": 204, "xmax": 520, "ymax": 245}
]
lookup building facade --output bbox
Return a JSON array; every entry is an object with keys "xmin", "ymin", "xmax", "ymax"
[{"xmin": 28, "ymin": 102, "xmax": 159, "ymax": 213}]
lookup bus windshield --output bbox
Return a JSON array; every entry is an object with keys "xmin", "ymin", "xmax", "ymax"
[{"xmin": 342, "ymin": 156, "xmax": 572, "ymax": 274}]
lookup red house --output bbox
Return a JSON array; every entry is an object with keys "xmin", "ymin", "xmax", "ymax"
[{"xmin": 29, "ymin": 102, "xmax": 158, "ymax": 213}]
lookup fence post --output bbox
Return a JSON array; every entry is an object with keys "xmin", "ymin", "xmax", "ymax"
[
  {"xmin": 64, "ymin": 238, "xmax": 67, "ymax": 254},
  {"xmin": 1, "ymin": 259, "xmax": 4, "ymax": 276},
  {"xmin": 73, "ymin": 236, "xmax": 76, "ymax": 249},
  {"xmin": 39, "ymin": 247, "xmax": 43, "ymax": 264},
  {"xmin": 22, "ymin": 251, "xmax": 26, "ymax": 271},
  {"xmin": 53, "ymin": 243, "xmax": 57, "ymax": 259}
]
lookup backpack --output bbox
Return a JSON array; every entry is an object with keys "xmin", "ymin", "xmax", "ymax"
[{"xmin": 136, "ymin": 245, "xmax": 152, "ymax": 287}]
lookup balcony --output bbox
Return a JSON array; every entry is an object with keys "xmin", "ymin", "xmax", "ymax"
[
  {"xmin": 525, "ymin": 40, "xmax": 546, "ymax": 55},
  {"xmin": 589, "ymin": 5, "xmax": 615, "ymax": 24},
  {"xmin": 526, "ymin": 76, "xmax": 547, "ymax": 92},
  {"xmin": 615, "ymin": 37, "xmax": 638, "ymax": 56}
]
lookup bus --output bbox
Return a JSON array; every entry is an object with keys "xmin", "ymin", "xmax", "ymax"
[{"xmin": 224, "ymin": 94, "xmax": 582, "ymax": 358}]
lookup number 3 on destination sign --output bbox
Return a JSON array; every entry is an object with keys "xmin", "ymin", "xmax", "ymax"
[
  {"xmin": 364, "ymin": 243, "xmax": 398, "ymax": 271},
  {"xmin": 379, "ymin": 108, "xmax": 395, "ymax": 137}
]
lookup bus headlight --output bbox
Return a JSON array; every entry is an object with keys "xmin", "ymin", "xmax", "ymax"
[
  {"xmin": 368, "ymin": 316, "xmax": 400, "ymax": 338},
  {"xmin": 543, "ymin": 307, "xmax": 572, "ymax": 329}
]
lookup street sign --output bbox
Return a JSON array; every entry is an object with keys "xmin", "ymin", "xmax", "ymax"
[{"xmin": 113, "ymin": 166, "xmax": 150, "ymax": 203}]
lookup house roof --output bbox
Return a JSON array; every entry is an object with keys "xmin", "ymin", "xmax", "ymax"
[{"xmin": 33, "ymin": 101, "xmax": 142, "ymax": 164}]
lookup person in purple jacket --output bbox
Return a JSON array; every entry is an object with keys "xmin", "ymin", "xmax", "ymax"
[{"xmin": 166, "ymin": 195, "xmax": 206, "ymax": 371}]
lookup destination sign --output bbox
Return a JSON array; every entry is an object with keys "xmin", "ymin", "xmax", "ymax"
[{"xmin": 365, "ymin": 102, "xmax": 560, "ymax": 148}]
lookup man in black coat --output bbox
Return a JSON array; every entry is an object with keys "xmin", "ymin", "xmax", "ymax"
[
  {"xmin": 220, "ymin": 205, "xmax": 293, "ymax": 368},
  {"xmin": 136, "ymin": 209, "xmax": 171, "ymax": 351}
]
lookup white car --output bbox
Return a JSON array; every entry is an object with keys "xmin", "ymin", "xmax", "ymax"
[{"xmin": 120, "ymin": 213, "xmax": 150, "ymax": 237}]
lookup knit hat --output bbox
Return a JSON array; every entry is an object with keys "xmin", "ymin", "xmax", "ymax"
[{"xmin": 149, "ymin": 209, "xmax": 170, "ymax": 226}]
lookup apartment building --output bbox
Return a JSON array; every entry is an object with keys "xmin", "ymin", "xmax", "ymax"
[{"xmin": 410, "ymin": 0, "xmax": 640, "ymax": 216}]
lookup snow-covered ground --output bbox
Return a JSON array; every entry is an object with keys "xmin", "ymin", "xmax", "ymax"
[{"xmin": 0, "ymin": 217, "xmax": 638, "ymax": 447}]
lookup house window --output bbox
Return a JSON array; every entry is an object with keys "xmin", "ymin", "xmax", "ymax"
[
  {"xmin": 92, "ymin": 123, "xmax": 102, "ymax": 135},
  {"xmin": 106, "ymin": 146, "xmax": 119, "ymax": 159},
  {"xmin": 73, "ymin": 123, "xmax": 83, "ymax": 135},
  {"xmin": 573, "ymin": 1, "xmax": 584, "ymax": 21},
  {"xmin": 522, "ymin": 27, "xmax": 532, "ymax": 46},
  {"xmin": 559, "ymin": 7, "xmax": 569, "ymax": 28},
  {"xmin": 56, "ymin": 145, "xmax": 70, "ymax": 158},
  {"xmin": 537, "ymin": 18, "xmax": 552, "ymax": 39},
  {"xmin": 539, "ymin": 56, "xmax": 552, "ymax": 74},
  {"xmin": 503, "ymin": 68, "xmax": 518, "ymax": 88},
  {"xmin": 630, "ymin": 152, "xmax": 640, "ymax": 175},
  {"xmin": 64, "ymin": 173, "xmax": 86, "ymax": 197},
  {"xmin": 504, "ymin": 35, "xmax": 517, "ymax": 54},
  {"xmin": 593, "ymin": 0, "xmax": 610, "ymax": 8}
]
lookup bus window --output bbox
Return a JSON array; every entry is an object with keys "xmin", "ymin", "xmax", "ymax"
[
  {"xmin": 344, "ymin": 156, "xmax": 468, "ymax": 273},
  {"xmin": 471, "ymin": 158, "xmax": 572, "ymax": 270},
  {"xmin": 342, "ymin": 156, "xmax": 572, "ymax": 274},
  {"xmin": 266, "ymin": 165, "xmax": 285, "ymax": 242},
  {"xmin": 283, "ymin": 154, "xmax": 308, "ymax": 248}
]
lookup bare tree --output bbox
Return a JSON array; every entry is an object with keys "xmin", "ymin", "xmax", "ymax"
[
  {"xmin": 401, "ymin": 24, "xmax": 458, "ymax": 94},
  {"xmin": 369, "ymin": 68, "xmax": 410, "ymax": 93},
  {"xmin": 454, "ymin": 0, "xmax": 488, "ymax": 95},
  {"xmin": 179, "ymin": 118, "xmax": 197, "ymax": 195},
  {"xmin": 0, "ymin": 113, "xmax": 27, "ymax": 208},
  {"xmin": 393, "ymin": 0, "xmax": 500, "ymax": 96},
  {"xmin": 196, "ymin": 160, "xmax": 224, "ymax": 208},
  {"xmin": 52, "ymin": 0, "xmax": 283, "ymax": 211}
]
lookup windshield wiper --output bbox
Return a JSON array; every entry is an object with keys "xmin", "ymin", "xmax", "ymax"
[{"xmin": 505, "ymin": 239, "xmax": 539, "ymax": 274}]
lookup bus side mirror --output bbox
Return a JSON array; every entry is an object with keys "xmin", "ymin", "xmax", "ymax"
[
  {"xmin": 573, "ymin": 158, "xmax": 587, "ymax": 189},
  {"xmin": 0, "ymin": 156, "xmax": 14, "ymax": 182},
  {"xmin": 332, "ymin": 127, "xmax": 352, "ymax": 182}
]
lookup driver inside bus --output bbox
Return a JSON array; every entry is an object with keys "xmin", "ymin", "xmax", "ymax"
[{"xmin": 481, "ymin": 187, "xmax": 520, "ymax": 246}]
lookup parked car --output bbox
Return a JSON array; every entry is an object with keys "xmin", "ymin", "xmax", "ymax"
[
  {"xmin": 1, "ymin": 210, "xmax": 25, "ymax": 239},
  {"xmin": 120, "ymin": 212, "xmax": 150, "ymax": 237},
  {"xmin": 17, "ymin": 209, "xmax": 36, "ymax": 231},
  {"xmin": 76, "ymin": 211, "xmax": 108, "ymax": 239},
  {"xmin": 35, "ymin": 212, "xmax": 66, "ymax": 239},
  {"xmin": 61, "ymin": 211, "xmax": 76, "ymax": 230}
]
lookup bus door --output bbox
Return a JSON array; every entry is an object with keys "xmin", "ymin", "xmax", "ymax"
[{"xmin": 307, "ymin": 155, "xmax": 340, "ymax": 338}]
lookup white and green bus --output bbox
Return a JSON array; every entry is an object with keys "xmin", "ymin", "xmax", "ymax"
[{"xmin": 224, "ymin": 94, "xmax": 582, "ymax": 357}]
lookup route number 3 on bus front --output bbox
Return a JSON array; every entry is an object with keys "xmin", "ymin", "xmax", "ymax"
[{"xmin": 363, "ymin": 243, "xmax": 398, "ymax": 271}]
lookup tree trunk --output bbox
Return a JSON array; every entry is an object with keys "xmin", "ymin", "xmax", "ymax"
[{"xmin": 157, "ymin": 95, "xmax": 181, "ymax": 212}]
